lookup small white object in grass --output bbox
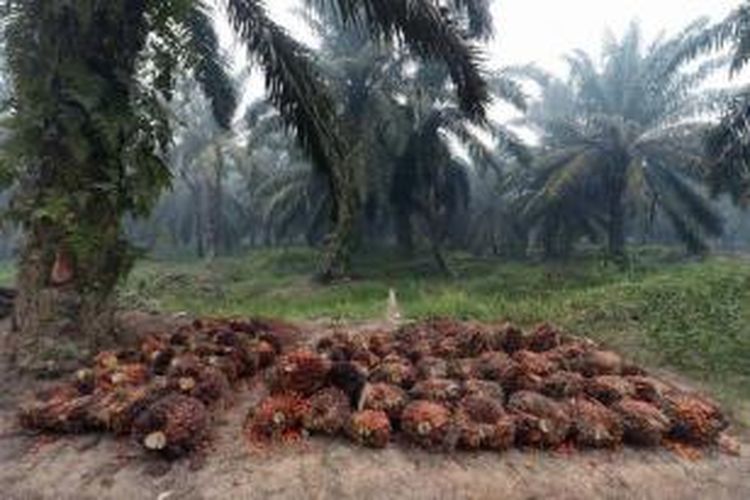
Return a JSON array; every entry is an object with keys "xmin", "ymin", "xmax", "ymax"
[{"xmin": 386, "ymin": 288, "xmax": 402, "ymax": 324}]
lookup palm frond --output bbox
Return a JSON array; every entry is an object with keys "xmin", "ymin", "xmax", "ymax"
[
  {"xmin": 488, "ymin": 71, "xmax": 527, "ymax": 111},
  {"xmin": 450, "ymin": 0, "xmax": 494, "ymax": 40},
  {"xmin": 706, "ymin": 85, "xmax": 750, "ymax": 205},
  {"xmin": 182, "ymin": 2, "xmax": 238, "ymax": 129},
  {"xmin": 227, "ymin": 0, "xmax": 345, "ymax": 171},
  {"xmin": 306, "ymin": 0, "xmax": 490, "ymax": 118},
  {"xmin": 670, "ymin": 2, "xmax": 750, "ymax": 75}
]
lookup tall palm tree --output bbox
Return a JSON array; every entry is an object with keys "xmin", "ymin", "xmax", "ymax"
[
  {"xmin": 672, "ymin": 1, "xmax": 750, "ymax": 205},
  {"xmin": 520, "ymin": 22, "xmax": 724, "ymax": 259},
  {"xmin": 0, "ymin": 0, "xmax": 490, "ymax": 371}
]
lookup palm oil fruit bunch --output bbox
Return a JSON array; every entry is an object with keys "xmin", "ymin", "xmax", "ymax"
[
  {"xmin": 132, "ymin": 394, "xmax": 209, "ymax": 457},
  {"xmin": 21, "ymin": 318, "xmax": 736, "ymax": 459},
  {"xmin": 244, "ymin": 393, "xmax": 311, "ymax": 445},
  {"xmin": 303, "ymin": 388, "xmax": 352, "ymax": 435},
  {"xmin": 19, "ymin": 316, "xmax": 291, "ymax": 457},
  {"xmin": 300, "ymin": 319, "xmax": 734, "ymax": 454},
  {"xmin": 347, "ymin": 410, "xmax": 392, "ymax": 448}
]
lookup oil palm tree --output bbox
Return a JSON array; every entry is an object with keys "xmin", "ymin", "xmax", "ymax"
[
  {"xmin": 520, "ymin": 22, "xmax": 724, "ymax": 259},
  {"xmin": 295, "ymin": 3, "xmax": 523, "ymax": 273},
  {"xmin": 0, "ymin": 0, "xmax": 490, "ymax": 371}
]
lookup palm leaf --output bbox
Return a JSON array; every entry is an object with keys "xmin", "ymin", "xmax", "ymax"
[
  {"xmin": 182, "ymin": 2, "xmax": 238, "ymax": 129},
  {"xmin": 306, "ymin": 0, "xmax": 490, "ymax": 118}
]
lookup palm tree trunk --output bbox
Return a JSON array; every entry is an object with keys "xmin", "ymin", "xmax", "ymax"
[
  {"xmin": 395, "ymin": 206, "xmax": 415, "ymax": 256},
  {"xmin": 606, "ymin": 171, "xmax": 628, "ymax": 261},
  {"xmin": 319, "ymin": 161, "xmax": 357, "ymax": 282},
  {"xmin": 12, "ymin": 219, "xmax": 122, "ymax": 375},
  {"xmin": 608, "ymin": 205, "xmax": 626, "ymax": 258}
]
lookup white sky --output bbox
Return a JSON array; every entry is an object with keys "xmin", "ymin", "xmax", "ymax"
[{"xmin": 220, "ymin": 0, "xmax": 746, "ymax": 117}]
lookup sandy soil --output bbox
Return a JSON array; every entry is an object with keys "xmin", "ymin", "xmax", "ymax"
[{"xmin": 1, "ymin": 316, "xmax": 748, "ymax": 500}]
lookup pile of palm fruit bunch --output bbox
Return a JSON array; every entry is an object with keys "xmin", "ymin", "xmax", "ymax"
[
  {"xmin": 246, "ymin": 319, "xmax": 733, "ymax": 454},
  {"xmin": 19, "ymin": 317, "xmax": 293, "ymax": 457}
]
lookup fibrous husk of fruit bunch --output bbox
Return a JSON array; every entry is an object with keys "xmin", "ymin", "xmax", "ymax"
[
  {"xmin": 570, "ymin": 397, "xmax": 624, "ymax": 448},
  {"xmin": 368, "ymin": 331, "xmax": 396, "ymax": 358},
  {"xmin": 327, "ymin": 361, "xmax": 368, "ymax": 409},
  {"xmin": 416, "ymin": 356, "xmax": 449, "ymax": 379},
  {"xmin": 584, "ymin": 375, "xmax": 635, "ymax": 406},
  {"xmin": 662, "ymin": 392, "xmax": 728, "ymax": 445},
  {"xmin": 347, "ymin": 410, "xmax": 391, "ymax": 448},
  {"xmin": 513, "ymin": 350, "xmax": 558, "ymax": 377},
  {"xmin": 627, "ymin": 376, "xmax": 673, "ymax": 404},
  {"xmin": 86, "ymin": 381, "xmax": 170, "ymax": 435},
  {"xmin": 132, "ymin": 394, "xmax": 209, "ymax": 457},
  {"xmin": 493, "ymin": 323, "xmax": 527, "ymax": 354},
  {"xmin": 454, "ymin": 396, "xmax": 516, "ymax": 451},
  {"xmin": 318, "ymin": 332, "xmax": 379, "ymax": 371},
  {"xmin": 446, "ymin": 358, "xmax": 478, "ymax": 380},
  {"xmin": 527, "ymin": 323, "xmax": 564, "ymax": 352},
  {"xmin": 317, "ymin": 332, "xmax": 366, "ymax": 360},
  {"xmin": 476, "ymin": 352, "xmax": 545, "ymax": 395},
  {"xmin": 573, "ymin": 349, "xmax": 623, "ymax": 377},
  {"xmin": 245, "ymin": 393, "xmax": 311, "ymax": 445},
  {"xmin": 454, "ymin": 323, "xmax": 496, "ymax": 358},
  {"xmin": 399, "ymin": 338, "xmax": 434, "ymax": 364},
  {"xmin": 508, "ymin": 391, "xmax": 572, "ymax": 448},
  {"xmin": 303, "ymin": 388, "xmax": 351, "ymax": 435},
  {"xmin": 370, "ymin": 354, "xmax": 417, "ymax": 389},
  {"xmin": 269, "ymin": 350, "xmax": 331, "ymax": 397},
  {"xmin": 614, "ymin": 399, "xmax": 671, "ymax": 447},
  {"xmin": 409, "ymin": 378, "xmax": 463, "ymax": 405},
  {"xmin": 169, "ymin": 366, "xmax": 231, "ymax": 407},
  {"xmin": 19, "ymin": 384, "xmax": 99, "ymax": 434},
  {"xmin": 20, "ymin": 369, "xmax": 168, "ymax": 436},
  {"xmin": 462, "ymin": 379, "xmax": 505, "ymax": 402},
  {"xmin": 474, "ymin": 351, "xmax": 512, "ymax": 381},
  {"xmin": 244, "ymin": 339, "xmax": 278, "ymax": 373},
  {"xmin": 541, "ymin": 371, "xmax": 585, "ymax": 399},
  {"xmin": 362, "ymin": 383, "xmax": 408, "ymax": 421},
  {"xmin": 402, "ymin": 400, "xmax": 452, "ymax": 449}
]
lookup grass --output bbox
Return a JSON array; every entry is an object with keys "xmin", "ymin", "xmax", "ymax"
[{"xmin": 120, "ymin": 247, "xmax": 750, "ymax": 415}]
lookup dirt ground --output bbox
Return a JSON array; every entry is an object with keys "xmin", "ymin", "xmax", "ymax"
[{"xmin": 1, "ymin": 315, "xmax": 748, "ymax": 500}]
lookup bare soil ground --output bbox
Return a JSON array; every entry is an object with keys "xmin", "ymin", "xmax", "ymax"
[{"xmin": 1, "ymin": 316, "xmax": 748, "ymax": 500}]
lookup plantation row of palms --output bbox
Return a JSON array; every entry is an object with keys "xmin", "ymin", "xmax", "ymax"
[{"xmin": 0, "ymin": 1, "xmax": 748, "ymax": 371}]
